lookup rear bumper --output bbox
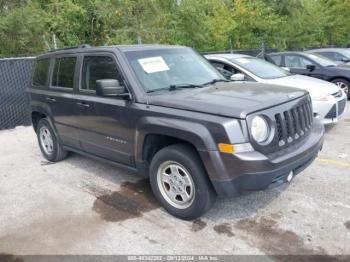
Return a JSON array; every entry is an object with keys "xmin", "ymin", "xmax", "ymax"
[{"xmin": 201, "ymin": 119, "xmax": 324, "ymax": 197}]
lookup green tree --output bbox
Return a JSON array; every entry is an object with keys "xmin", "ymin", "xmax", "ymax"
[{"xmin": 0, "ymin": 2, "xmax": 46, "ymax": 56}]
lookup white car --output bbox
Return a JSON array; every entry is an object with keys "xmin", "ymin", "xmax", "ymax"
[{"xmin": 205, "ymin": 53, "xmax": 347, "ymax": 125}]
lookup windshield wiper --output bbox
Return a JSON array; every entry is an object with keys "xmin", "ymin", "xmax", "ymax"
[
  {"xmin": 146, "ymin": 80, "xmax": 228, "ymax": 93},
  {"xmin": 200, "ymin": 78, "xmax": 229, "ymax": 87},
  {"xmin": 146, "ymin": 84, "xmax": 200, "ymax": 93}
]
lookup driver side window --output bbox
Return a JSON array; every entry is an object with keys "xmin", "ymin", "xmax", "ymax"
[
  {"xmin": 210, "ymin": 61, "xmax": 240, "ymax": 80},
  {"xmin": 81, "ymin": 56, "xmax": 122, "ymax": 92},
  {"xmin": 285, "ymin": 55, "xmax": 314, "ymax": 69}
]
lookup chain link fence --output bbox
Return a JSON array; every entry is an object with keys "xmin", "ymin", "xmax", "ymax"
[{"xmin": 0, "ymin": 57, "xmax": 35, "ymax": 130}]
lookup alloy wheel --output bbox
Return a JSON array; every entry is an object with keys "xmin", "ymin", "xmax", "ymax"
[
  {"xmin": 335, "ymin": 81, "xmax": 349, "ymax": 95},
  {"xmin": 157, "ymin": 161, "xmax": 195, "ymax": 209},
  {"xmin": 39, "ymin": 126, "xmax": 54, "ymax": 155}
]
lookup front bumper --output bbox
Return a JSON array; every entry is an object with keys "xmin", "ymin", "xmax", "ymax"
[
  {"xmin": 314, "ymin": 95, "xmax": 347, "ymax": 125},
  {"xmin": 200, "ymin": 119, "xmax": 324, "ymax": 197}
]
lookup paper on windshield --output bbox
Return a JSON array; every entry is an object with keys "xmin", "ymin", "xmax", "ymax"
[{"xmin": 138, "ymin": 56, "xmax": 170, "ymax": 74}]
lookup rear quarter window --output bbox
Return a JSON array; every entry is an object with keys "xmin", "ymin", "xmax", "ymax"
[
  {"xmin": 269, "ymin": 55, "xmax": 282, "ymax": 66},
  {"xmin": 32, "ymin": 58, "xmax": 50, "ymax": 86}
]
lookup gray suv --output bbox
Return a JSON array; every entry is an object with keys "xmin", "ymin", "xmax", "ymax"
[{"xmin": 29, "ymin": 45, "xmax": 324, "ymax": 220}]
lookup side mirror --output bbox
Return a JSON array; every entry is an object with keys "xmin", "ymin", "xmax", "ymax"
[
  {"xmin": 230, "ymin": 73, "xmax": 245, "ymax": 81},
  {"xmin": 96, "ymin": 79, "xmax": 128, "ymax": 97},
  {"xmin": 341, "ymin": 58, "xmax": 350, "ymax": 63},
  {"xmin": 306, "ymin": 64, "xmax": 316, "ymax": 71}
]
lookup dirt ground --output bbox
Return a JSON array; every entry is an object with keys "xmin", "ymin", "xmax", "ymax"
[{"xmin": 0, "ymin": 108, "xmax": 349, "ymax": 256}]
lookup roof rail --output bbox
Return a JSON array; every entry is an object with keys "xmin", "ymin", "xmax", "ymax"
[{"xmin": 48, "ymin": 44, "xmax": 91, "ymax": 52}]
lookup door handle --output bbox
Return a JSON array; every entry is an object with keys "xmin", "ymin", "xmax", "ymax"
[
  {"xmin": 46, "ymin": 97, "xmax": 56, "ymax": 103},
  {"xmin": 76, "ymin": 102, "xmax": 90, "ymax": 108}
]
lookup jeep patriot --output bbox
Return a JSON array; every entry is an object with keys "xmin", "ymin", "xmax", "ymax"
[{"xmin": 29, "ymin": 44, "xmax": 324, "ymax": 219}]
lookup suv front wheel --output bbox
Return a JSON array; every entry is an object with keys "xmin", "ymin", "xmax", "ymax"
[
  {"xmin": 149, "ymin": 144, "xmax": 216, "ymax": 220},
  {"xmin": 36, "ymin": 118, "xmax": 68, "ymax": 162}
]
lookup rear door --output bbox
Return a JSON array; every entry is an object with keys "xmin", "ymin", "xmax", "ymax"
[
  {"xmin": 48, "ymin": 55, "xmax": 80, "ymax": 148},
  {"xmin": 73, "ymin": 53, "xmax": 135, "ymax": 166}
]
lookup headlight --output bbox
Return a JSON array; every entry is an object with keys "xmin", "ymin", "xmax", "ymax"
[
  {"xmin": 310, "ymin": 92, "xmax": 332, "ymax": 101},
  {"xmin": 251, "ymin": 116, "xmax": 270, "ymax": 143}
]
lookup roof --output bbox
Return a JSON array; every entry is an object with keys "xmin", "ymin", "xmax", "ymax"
[
  {"xmin": 267, "ymin": 51, "xmax": 304, "ymax": 56},
  {"xmin": 37, "ymin": 44, "xmax": 188, "ymax": 59},
  {"xmin": 49, "ymin": 44, "xmax": 185, "ymax": 53},
  {"xmin": 113, "ymin": 44, "xmax": 186, "ymax": 52},
  {"xmin": 204, "ymin": 53, "xmax": 251, "ymax": 60},
  {"xmin": 306, "ymin": 48, "xmax": 348, "ymax": 52}
]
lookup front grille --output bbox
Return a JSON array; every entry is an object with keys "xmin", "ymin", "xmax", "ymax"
[
  {"xmin": 338, "ymin": 99, "xmax": 346, "ymax": 116},
  {"xmin": 325, "ymin": 105, "xmax": 337, "ymax": 119},
  {"xmin": 275, "ymin": 100, "xmax": 313, "ymax": 146}
]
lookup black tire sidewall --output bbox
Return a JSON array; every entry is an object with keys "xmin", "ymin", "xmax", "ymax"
[
  {"xmin": 149, "ymin": 144, "xmax": 216, "ymax": 220},
  {"xmin": 37, "ymin": 118, "xmax": 59, "ymax": 162}
]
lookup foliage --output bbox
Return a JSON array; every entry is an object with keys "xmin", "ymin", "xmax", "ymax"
[{"xmin": 0, "ymin": 0, "xmax": 349, "ymax": 57}]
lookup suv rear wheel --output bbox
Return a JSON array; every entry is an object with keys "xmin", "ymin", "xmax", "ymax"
[
  {"xmin": 37, "ymin": 118, "xmax": 68, "ymax": 162},
  {"xmin": 149, "ymin": 144, "xmax": 216, "ymax": 220}
]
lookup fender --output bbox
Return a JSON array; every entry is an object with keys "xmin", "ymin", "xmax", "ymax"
[{"xmin": 134, "ymin": 116, "xmax": 217, "ymax": 163}]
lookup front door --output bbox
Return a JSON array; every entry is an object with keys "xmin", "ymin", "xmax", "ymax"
[{"xmin": 74, "ymin": 54, "xmax": 135, "ymax": 166}]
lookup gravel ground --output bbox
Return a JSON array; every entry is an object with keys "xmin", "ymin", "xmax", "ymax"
[{"xmin": 0, "ymin": 108, "xmax": 349, "ymax": 256}]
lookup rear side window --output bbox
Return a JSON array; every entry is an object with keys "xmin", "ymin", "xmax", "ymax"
[
  {"xmin": 33, "ymin": 59, "xmax": 50, "ymax": 86},
  {"xmin": 52, "ymin": 57, "xmax": 76, "ymax": 88},
  {"xmin": 285, "ymin": 55, "xmax": 313, "ymax": 69},
  {"xmin": 81, "ymin": 56, "xmax": 121, "ymax": 91},
  {"xmin": 269, "ymin": 55, "xmax": 282, "ymax": 66}
]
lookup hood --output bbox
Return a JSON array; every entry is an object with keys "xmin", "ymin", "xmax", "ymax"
[
  {"xmin": 265, "ymin": 74, "xmax": 339, "ymax": 96},
  {"xmin": 147, "ymin": 82, "xmax": 307, "ymax": 119}
]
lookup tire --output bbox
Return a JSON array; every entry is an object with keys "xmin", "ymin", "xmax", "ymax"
[
  {"xmin": 331, "ymin": 78, "xmax": 349, "ymax": 99},
  {"xmin": 149, "ymin": 144, "xmax": 216, "ymax": 220},
  {"xmin": 36, "ymin": 118, "xmax": 68, "ymax": 162}
]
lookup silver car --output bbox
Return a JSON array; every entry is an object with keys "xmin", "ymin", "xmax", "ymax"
[{"xmin": 205, "ymin": 53, "xmax": 347, "ymax": 125}]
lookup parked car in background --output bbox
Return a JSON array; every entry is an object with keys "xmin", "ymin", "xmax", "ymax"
[
  {"xmin": 265, "ymin": 51, "xmax": 350, "ymax": 98},
  {"xmin": 28, "ymin": 44, "xmax": 324, "ymax": 220},
  {"xmin": 306, "ymin": 48, "xmax": 350, "ymax": 64},
  {"xmin": 206, "ymin": 54, "xmax": 347, "ymax": 125}
]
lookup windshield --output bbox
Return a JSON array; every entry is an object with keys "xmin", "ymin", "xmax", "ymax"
[
  {"xmin": 341, "ymin": 49, "xmax": 350, "ymax": 58},
  {"xmin": 124, "ymin": 47, "xmax": 225, "ymax": 92},
  {"xmin": 231, "ymin": 57, "xmax": 291, "ymax": 79},
  {"xmin": 304, "ymin": 53, "xmax": 337, "ymax": 67}
]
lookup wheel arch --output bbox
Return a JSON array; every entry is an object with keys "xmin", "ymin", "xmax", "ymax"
[
  {"xmin": 135, "ymin": 117, "xmax": 217, "ymax": 178},
  {"xmin": 30, "ymin": 106, "xmax": 58, "ymax": 139},
  {"xmin": 329, "ymin": 76, "xmax": 350, "ymax": 83}
]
